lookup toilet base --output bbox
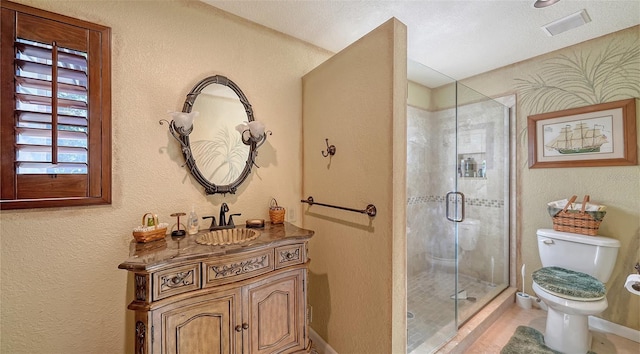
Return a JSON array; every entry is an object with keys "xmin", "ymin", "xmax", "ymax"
[{"xmin": 545, "ymin": 306, "xmax": 592, "ymax": 354}]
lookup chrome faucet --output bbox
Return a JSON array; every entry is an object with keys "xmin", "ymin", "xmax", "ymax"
[{"xmin": 203, "ymin": 203, "xmax": 241, "ymax": 231}]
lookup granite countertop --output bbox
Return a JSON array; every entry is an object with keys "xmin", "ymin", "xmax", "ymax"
[{"xmin": 119, "ymin": 222, "xmax": 314, "ymax": 271}]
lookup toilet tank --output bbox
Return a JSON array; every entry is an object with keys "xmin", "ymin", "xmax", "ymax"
[
  {"xmin": 458, "ymin": 218, "xmax": 480, "ymax": 251},
  {"xmin": 537, "ymin": 229, "xmax": 620, "ymax": 282}
]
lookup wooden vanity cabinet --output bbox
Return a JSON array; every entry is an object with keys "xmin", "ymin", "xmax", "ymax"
[
  {"xmin": 120, "ymin": 223, "xmax": 313, "ymax": 354},
  {"xmin": 244, "ymin": 268, "xmax": 306, "ymax": 354},
  {"xmin": 154, "ymin": 287, "xmax": 241, "ymax": 354}
]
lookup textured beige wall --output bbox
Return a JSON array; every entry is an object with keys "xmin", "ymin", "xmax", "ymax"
[
  {"xmin": 302, "ymin": 19, "xmax": 407, "ymax": 353},
  {"xmin": 0, "ymin": 1, "xmax": 331, "ymax": 353},
  {"xmin": 461, "ymin": 25, "xmax": 640, "ymax": 330},
  {"xmin": 407, "ymin": 80, "xmax": 432, "ymax": 110},
  {"xmin": 2, "ymin": 3, "xmax": 637, "ymax": 354}
]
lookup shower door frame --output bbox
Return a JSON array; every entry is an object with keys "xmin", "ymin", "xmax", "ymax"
[
  {"xmin": 450, "ymin": 88, "xmax": 514, "ymax": 330},
  {"xmin": 406, "ymin": 84, "xmax": 513, "ymax": 354}
]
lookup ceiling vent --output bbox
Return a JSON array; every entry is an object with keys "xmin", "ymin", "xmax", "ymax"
[{"xmin": 542, "ymin": 9, "xmax": 591, "ymax": 36}]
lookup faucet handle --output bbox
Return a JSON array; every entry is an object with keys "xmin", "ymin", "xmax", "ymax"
[
  {"xmin": 219, "ymin": 203, "xmax": 230, "ymax": 227},
  {"xmin": 202, "ymin": 216, "xmax": 217, "ymax": 230},
  {"xmin": 228, "ymin": 213, "xmax": 241, "ymax": 227}
]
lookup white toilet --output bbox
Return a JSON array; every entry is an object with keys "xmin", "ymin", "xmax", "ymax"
[
  {"xmin": 532, "ymin": 229, "xmax": 620, "ymax": 354},
  {"xmin": 458, "ymin": 218, "xmax": 480, "ymax": 252}
]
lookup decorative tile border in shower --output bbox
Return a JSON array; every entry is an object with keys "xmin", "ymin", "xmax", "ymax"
[
  {"xmin": 407, "ymin": 195, "xmax": 504, "ymax": 208},
  {"xmin": 466, "ymin": 198, "xmax": 504, "ymax": 208},
  {"xmin": 407, "ymin": 195, "xmax": 446, "ymax": 204}
]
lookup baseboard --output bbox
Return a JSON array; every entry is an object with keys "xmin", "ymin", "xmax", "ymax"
[
  {"xmin": 588, "ymin": 316, "xmax": 640, "ymax": 343},
  {"xmin": 309, "ymin": 327, "xmax": 339, "ymax": 354}
]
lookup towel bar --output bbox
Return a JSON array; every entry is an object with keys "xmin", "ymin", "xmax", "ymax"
[{"xmin": 300, "ymin": 196, "xmax": 376, "ymax": 217}]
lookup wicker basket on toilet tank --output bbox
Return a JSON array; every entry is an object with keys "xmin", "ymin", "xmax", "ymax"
[{"xmin": 547, "ymin": 195, "xmax": 606, "ymax": 236}]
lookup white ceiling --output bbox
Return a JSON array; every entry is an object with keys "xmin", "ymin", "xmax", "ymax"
[{"xmin": 202, "ymin": 0, "xmax": 639, "ymax": 87}]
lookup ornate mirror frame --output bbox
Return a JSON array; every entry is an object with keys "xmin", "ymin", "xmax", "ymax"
[{"xmin": 180, "ymin": 75, "xmax": 258, "ymax": 195}]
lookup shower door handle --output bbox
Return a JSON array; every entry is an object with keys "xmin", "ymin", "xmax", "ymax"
[{"xmin": 445, "ymin": 191, "xmax": 465, "ymax": 222}]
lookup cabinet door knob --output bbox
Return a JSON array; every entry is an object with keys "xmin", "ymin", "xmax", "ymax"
[
  {"xmin": 242, "ymin": 323, "xmax": 249, "ymax": 330},
  {"xmin": 235, "ymin": 325, "xmax": 242, "ymax": 332}
]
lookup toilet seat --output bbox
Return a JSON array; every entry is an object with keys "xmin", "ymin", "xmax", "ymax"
[{"xmin": 532, "ymin": 266, "xmax": 605, "ymax": 301}]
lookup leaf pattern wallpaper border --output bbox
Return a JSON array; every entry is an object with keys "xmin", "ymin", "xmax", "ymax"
[
  {"xmin": 514, "ymin": 38, "xmax": 640, "ymax": 115},
  {"xmin": 513, "ymin": 37, "xmax": 639, "ymax": 167}
]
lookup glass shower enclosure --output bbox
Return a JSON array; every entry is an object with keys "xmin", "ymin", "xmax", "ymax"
[{"xmin": 406, "ymin": 62, "xmax": 510, "ymax": 353}]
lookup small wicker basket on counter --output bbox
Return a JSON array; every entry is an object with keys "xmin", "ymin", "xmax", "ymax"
[
  {"xmin": 269, "ymin": 198, "xmax": 285, "ymax": 224},
  {"xmin": 132, "ymin": 213, "xmax": 168, "ymax": 243},
  {"xmin": 548, "ymin": 195, "xmax": 606, "ymax": 236}
]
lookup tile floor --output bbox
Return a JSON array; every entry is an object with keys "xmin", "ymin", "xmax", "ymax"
[
  {"xmin": 407, "ymin": 268, "xmax": 504, "ymax": 353},
  {"xmin": 311, "ymin": 293, "xmax": 639, "ymax": 353},
  {"xmin": 466, "ymin": 304, "xmax": 640, "ymax": 354}
]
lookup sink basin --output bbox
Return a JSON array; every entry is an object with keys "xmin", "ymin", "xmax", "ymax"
[{"xmin": 195, "ymin": 228, "xmax": 260, "ymax": 246}]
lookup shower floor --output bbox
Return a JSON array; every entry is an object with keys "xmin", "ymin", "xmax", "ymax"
[{"xmin": 407, "ymin": 267, "xmax": 501, "ymax": 353}]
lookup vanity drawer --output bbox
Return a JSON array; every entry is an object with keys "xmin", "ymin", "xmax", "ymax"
[
  {"xmin": 275, "ymin": 243, "xmax": 305, "ymax": 269},
  {"xmin": 203, "ymin": 249, "xmax": 274, "ymax": 287},
  {"xmin": 153, "ymin": 263, "xmax": 201, "ymax": 301}
]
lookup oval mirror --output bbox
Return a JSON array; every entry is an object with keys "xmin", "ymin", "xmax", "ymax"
[{"xmin": 180, "ymin": 75, "xmax": 256, "ymax": 194}]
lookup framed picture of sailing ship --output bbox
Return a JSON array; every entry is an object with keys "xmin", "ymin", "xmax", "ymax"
[{"xmin": 527, "ymin": 98, "xmax": 637, "ymax": 168}]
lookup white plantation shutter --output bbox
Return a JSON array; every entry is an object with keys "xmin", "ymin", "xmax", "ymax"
[
  {"xmin": 1, "ymin": 3, "xmax": 111, "ymax": 209},
  {"xmin": 15, "ymin": 38, "xmax": 89, "ymax": 175}
]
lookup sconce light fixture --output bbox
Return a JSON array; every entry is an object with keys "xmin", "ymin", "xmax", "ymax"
[
  {"xmin": 159, "ymin": 111, "xmax": 199, "ymax": 164},
  {"xmin": 160, "ymin": 110, "xmax": 199, "ymax": 141},
  {"xmin": 162, "ymin": 111, "xmax": 198, "ymax": 137},
  {"xmin": 235, "ymin": 121, "xmax": 272, "ymax": 149}
]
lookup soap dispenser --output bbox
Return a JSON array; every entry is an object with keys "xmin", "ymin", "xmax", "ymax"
[{"xmin": 187, "ymin": 206, "xmax": 199, "ymax": 235}]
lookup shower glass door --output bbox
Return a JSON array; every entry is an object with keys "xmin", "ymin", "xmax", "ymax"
[
  {"xmin": 454, "ymin": 82, "xmax": 510, "ymax": 327},
  {"xmin": 406, "ymin": 61, "xmax": 510, "ymax": 353}
]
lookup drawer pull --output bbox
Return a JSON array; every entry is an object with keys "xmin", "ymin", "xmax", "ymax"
[
  {"xmin": 235, "ymin": 325, "xmax": 242, "ymax": 332},
  {"xmin": 161, "ymin": 271, "xmax": 194, "ymax": 289},
  {"xmin": 211, "ymin": 255, "xmax": 269, "ymax": 278},
  {"xmin": 280, "ymin": 249, "xmax": 300, "ymax": 262}
]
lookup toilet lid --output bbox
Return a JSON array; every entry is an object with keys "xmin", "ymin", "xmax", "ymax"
[{"xmin": 532, "ymin": 266, "xmax": 606, "ymax": 301}]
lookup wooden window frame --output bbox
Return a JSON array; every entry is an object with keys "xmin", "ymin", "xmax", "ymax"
[{"xmin": 1, "ymin": 1, "xmax": 111, "ymax": 210}]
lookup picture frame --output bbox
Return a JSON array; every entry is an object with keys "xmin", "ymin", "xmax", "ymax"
[{"xmin": 527, "ymin": 98, "xmax": 637, "ymax": 168}]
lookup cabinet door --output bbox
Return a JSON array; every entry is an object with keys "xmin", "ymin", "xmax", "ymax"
[
  {"xmin": 157, "ymin": 289, "xmax": 242, "ymax": 354},
  {"xmin": 244, "ymin": 269, "xmax": 305, "ymax": 354}
]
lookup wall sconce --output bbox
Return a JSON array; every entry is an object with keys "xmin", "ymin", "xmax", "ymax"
[
  {"xmin": 160, "ymin": 111, "xmax": 199, "ymax": 142},
  {"xmin": 161, "ymin": 111, "xmax": 198, "ymax": 137},
  {"xmin": 235, "ymin": 121, "xmax": 272, "ymax": 149},
  {"xmin": 159, "ymin": 111, "xmax": 199, "ymax": 165}
]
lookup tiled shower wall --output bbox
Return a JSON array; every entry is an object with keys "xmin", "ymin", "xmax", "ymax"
[{"xmin": 407, "ymin": 102, "xmax": 508, "ymax": 285}]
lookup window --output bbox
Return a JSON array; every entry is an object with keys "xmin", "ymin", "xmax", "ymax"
[{"xmin": 1, "ymin": 1, "xmax": 111, "ymax": 209}]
